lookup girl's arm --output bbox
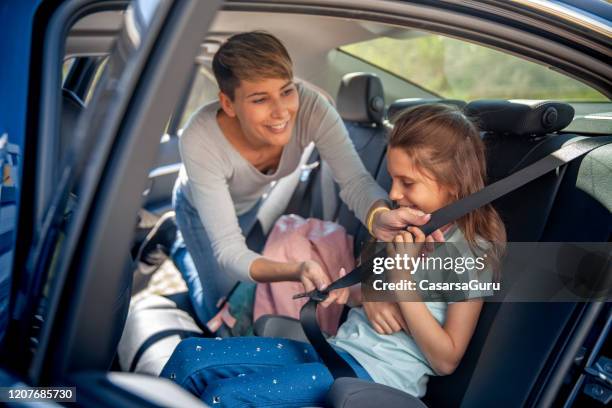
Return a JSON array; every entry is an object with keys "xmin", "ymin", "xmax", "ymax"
[
  {"xmin": 391, "ymin": 227, "xmax": 482, "ymax": 375},
  {"xmin": 397, "ymin": 300, "xmax": 482, "ymax": 375}
]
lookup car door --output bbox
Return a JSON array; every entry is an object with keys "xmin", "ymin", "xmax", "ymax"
[{"xmin": 0, "ymin": 0, "xmax": 220, "ymax": 405}]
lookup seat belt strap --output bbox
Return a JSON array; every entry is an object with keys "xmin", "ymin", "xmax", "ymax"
[
  {"xmin": 298, "ymin": 136, "xmax": 612, "ymax": 379},
  {"xmin": 301, "ymin": 299, "xmax": 357, "ymax": 379},
  {"xmin": 421, "ymin": 137, "xmax": 611, "ymax": 237},
  {"xmin": 284, "ymin": 149, "xmax": 321, "ymax": 217}
]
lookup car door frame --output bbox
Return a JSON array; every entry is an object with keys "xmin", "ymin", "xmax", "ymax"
[{"xmin": 3, "ymin": 0, "xmax": 222, "ymax": 386}]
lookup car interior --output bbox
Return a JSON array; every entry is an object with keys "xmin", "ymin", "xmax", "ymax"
[{"xmin": 5, "ymin": 1, "xmax": 610, "ymax": 407}]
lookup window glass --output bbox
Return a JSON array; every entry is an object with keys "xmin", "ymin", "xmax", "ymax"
[
  {"xmin": 85, "ymin": 57, "xmax": 108, "ymax": 104},
  {"xmin": 340, "ymin": 34, "xmax": 607, "ymax": 102},
  {"xmin": 0, "ymin": 134, "xmax": 20, "ymax": 343},
  {"xmin": 179, "ymin": 65, "xmax": 219, "ymax": 129},
  {"xmin": 62, "ymin": 58, "xmax": 75, "ymax": 85}
]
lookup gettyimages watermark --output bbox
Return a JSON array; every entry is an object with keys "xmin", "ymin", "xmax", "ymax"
[{"xmin": 359, "ymin": 242, "xmax": 612, "ymax": 302}]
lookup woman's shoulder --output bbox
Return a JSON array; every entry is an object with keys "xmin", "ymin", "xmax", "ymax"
[
  {"xmin": 295, "ymin": 81, "xmax": 343, "ymax": 147},
  {"xmin": 296, "ymin": 81, "xmax": 335, "ymax": 117},
  {"xmin": 180, "ymin": 101, "xmax": 223, "ymax": 146},
  {"xmin": 184, "ymin": 100, "xmax": 221, "ymax": 132},
  {"xmin": 179, "ymin": 101, "xmax": 232, "ymax": 172}
]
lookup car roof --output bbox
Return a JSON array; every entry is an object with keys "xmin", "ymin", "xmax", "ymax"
[{"xmin": 65, "ymin": 3, "xmax": 611, "ymax": 90}]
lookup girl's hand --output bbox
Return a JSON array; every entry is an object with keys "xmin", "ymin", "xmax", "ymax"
[
  {"xmin": 371, "ymin": 206, "xmax": 445, "ymax": 243},
  {"xmin": 299, "ymin": 261, "xmax": 349, "ymax": 308},
  {"xmin": 386, "ymin": 227, "xmax": 428, "ymax": 262},
  {"xmin": 363, "ymin": 301, "xmax": 410, "ymax": 335},
  {"xmin": 385, "ymin": 228, "xmax": 442, "ymax": 302},
  {"xmin": 388, "ymin": 226, "xmax": 442, "ymax": 257}
]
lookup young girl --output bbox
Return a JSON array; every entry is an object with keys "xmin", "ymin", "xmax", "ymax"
[{"xmin": 160, "ymin": 104, "xmax": 506, "ymax": 406}]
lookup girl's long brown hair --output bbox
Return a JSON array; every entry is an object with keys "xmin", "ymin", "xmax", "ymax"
[{"xmin": 389, "ymin": 104, "xmax": 506, "ymax": 275}]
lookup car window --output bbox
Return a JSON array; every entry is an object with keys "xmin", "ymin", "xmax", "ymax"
[
  {"xmin": 178, "ymin": 65, "xmax": 219, "ymax": 129},
  {"xmin": 85, "ymin": 57, "xmax": 109, "ymax": 105},
  {"xmin": 62, "ymin": 58, "xmax": 76, "ymax": 85},
  {"xmin": 340, "ymin": 33, "xmax": 608, "ymax": 103},
  {"xmin": 0, "ymin": 134, "xmax": 20, "ymax": 343}
]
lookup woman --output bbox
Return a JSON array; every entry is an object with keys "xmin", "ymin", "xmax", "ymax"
[{"xmin": 173, "ymin": 31, "xmax": 439, "ymax": 326}]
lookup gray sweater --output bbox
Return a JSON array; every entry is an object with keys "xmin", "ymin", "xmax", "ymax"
[{"xmin": 176, "ymin": 83, "xmax": 388, "ymax": 281}]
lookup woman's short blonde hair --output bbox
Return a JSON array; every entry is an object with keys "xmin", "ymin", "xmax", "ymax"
[{"xmin": 212, "ymin": 31, "xmax": 293, "ymax": 100}]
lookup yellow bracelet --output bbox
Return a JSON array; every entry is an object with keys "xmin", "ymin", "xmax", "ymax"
[{"xmin": 367, "ymin": 206, "xmax": 390, "ymax": 236}]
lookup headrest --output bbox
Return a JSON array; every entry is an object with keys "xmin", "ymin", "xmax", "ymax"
[
  {"xmin": 465, "ymin": 100, "xmax": 574, "ymax": 135},
  {"xmin": 337, "ymin": 73, "xmax": 385, "ymax": 125},
  {"xmin": 387, "ymin": 98, "xmax": 467, "ymax": 122}
]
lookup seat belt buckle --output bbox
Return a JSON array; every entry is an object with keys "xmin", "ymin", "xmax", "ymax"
[
  {"xmin": 293, "ymin": 288, "xmax": 329, "ymax": 302},
  {"xmin": 299, "ymin": 161, "xmax": 320, "ymax": 182}
]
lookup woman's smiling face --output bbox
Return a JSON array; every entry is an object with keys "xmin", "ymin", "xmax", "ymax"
[
  {"xmin": 220, "ymin": 77, "xmax": 299, "ymax": 148},
  {"xmin": 387, "ymin": 147, "xmax": 452, "ymax": 214}
]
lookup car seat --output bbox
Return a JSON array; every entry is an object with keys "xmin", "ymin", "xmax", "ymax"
[
  {"xmin": 386, "ymin": 98, "xmax": 466, "ymax": 124},
  {"xmin": 307, "ymin": 72, "xmax": 388, "ymax": 223}
]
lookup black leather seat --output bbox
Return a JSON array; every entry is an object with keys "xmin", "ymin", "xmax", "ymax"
[
  {"xmin": 328, "ymin": 99, "xmax": 611, "ymax": 407},
  {"xmin": 318, "ymin": 72, "xmax": 389, "ymax": 252},
  {"xmin": 336, "ymin": 72, "xmax": 387, "ymax": 177},
  {"xmin": 382, "ymin": 99, "xmax": 609, "ymax": 407}
]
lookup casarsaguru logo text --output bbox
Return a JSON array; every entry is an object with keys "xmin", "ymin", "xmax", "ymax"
[{"xmin": 372, "ymin": 279, "xmax": 500, "ymax": 292}]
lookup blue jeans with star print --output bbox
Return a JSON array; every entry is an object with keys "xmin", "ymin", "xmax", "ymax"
[{"xmin": 160, "ymin": 336, "xmax": 372, "ymax": 407}]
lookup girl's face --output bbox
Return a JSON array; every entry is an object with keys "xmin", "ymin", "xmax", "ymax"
[
  {"xmin": 219, "ymin": 77, "xmax": 299, "ymax": 148},
  {"xmin": 387, "ymin": 147, "xmax": 452, "ymax": 214}
]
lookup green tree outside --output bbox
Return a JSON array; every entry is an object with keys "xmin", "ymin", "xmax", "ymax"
[{"xmin": 341, "ymin": 36, "xmax": 607, "ymax": 102}]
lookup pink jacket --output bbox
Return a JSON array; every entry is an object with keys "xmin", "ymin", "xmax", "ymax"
[{"xmin": 254, "ymin": 215, "xmax": 355, "ymax": 335}]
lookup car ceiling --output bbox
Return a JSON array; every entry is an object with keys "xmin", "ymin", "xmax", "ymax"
[
  {"xmin": 66, "ymin": 9, "xmax": 413, "ymax": 82},
  {"xmin": 65, "ymin": 3, "xmax": 611, "ymax": 100}
]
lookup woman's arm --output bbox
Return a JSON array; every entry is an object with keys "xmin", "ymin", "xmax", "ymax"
[
  {"xmin": 250, "ymin": 258, "xmax": 302, "ymax": 282},
  {"xmin": 179, "ymin": 119, "xmax": 261, "ymax": 282},
  {"xmin": 367, "ymin": 200, "xmax": 445, "ymax": 242},
  {"xmin": 397, "ymin": 300, "xmax": 482, "ymax": 375},
  {"xmin": 250, "ymin": 258, "xmax": 349, "ymax": 308}
]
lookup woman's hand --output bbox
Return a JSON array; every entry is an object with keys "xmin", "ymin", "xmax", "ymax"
[
  {"xmin": 299, "ymin": 260, "xmax": 349, "ymax": 308},
  {"xmin": 371, "ymin": 205, "xmax": 445, "ymax": 243},
  {"xmin": 363, "ymin": 301, "xmax": 410, "ymax": 335}
]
